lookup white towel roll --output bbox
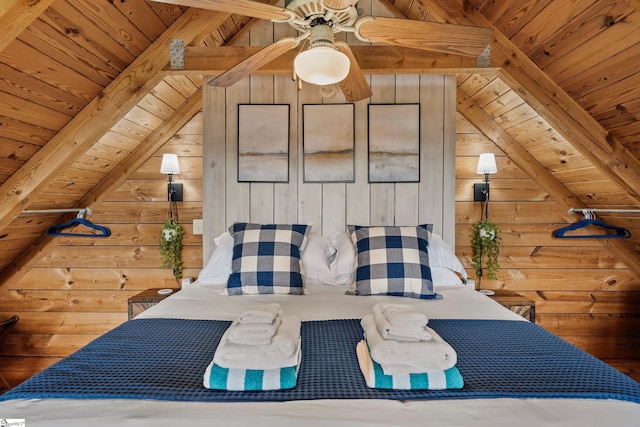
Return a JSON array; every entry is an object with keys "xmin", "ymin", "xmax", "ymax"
[
  {"xmin": 227, "ymin": 315, "xmax": 283, "ymax": 345},
  {"xmin": 214, "ymin": 315, "xmax": 301, "ymax": 370},
  {"xmin": 237, "ymin": 303, "xmax": 282, "ymax": 324},
  {"xmin": 372, "ymin": 303, "xmax": 428, "ymax": 327},
  {"xmin": 373, "ymin": 312, "xmax": 432, "ymax": 342},
  {"xmin": 361, "ymin": 314, "xmax": 457, "ymax": 375}
]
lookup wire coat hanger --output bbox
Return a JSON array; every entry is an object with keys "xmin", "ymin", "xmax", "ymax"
[{"xmin": 553, "ymin": 210, "xmax": 631, "ymax": 239}]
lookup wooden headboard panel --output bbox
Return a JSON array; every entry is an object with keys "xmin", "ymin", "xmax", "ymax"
[{"xmin": 201, "ymin": 74, "xmax": 456, "ymax": 261}]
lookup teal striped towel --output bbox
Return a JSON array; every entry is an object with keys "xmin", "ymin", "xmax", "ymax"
[
  {"xmin": 356, "ymin": 341, "xmax": 464, "ymax": 390},
  {"xmin": 203, "ymin": 348, "xmax": 301, "ymax": 391}
]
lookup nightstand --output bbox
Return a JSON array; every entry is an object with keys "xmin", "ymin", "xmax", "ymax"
[
  {"xmin": 486, "ymin": 290, "xmax": 536, "ymax": 322},
  {"xmin": 128, "ymin": 288, "xmax": 179, "ymax": 319}
]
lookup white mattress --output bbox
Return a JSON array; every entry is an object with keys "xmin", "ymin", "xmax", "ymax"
[{"xmin": 1, "ymin": 283, "xmax": 639, "ymax": 426}]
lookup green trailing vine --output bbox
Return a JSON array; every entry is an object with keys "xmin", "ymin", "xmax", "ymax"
[
  {"xmin": 159, "ymin": 217, "xmax": 184, "ymax": 280},
  {"xmin": 472, "ymin": 219, "xmax": 502, "ymax": 280}
]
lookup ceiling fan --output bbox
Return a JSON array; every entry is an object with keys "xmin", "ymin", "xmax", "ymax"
[{"xmin": 152, "ymin": 0, "xmax": 493, "ymax": 102}]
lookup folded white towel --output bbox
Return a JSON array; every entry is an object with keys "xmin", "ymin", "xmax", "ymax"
[
  {"xmin": 373, "ymin": 312, "xmax": 432, "ymax": 342},
  {"xmin": 372, "ymin": 303, "xmax": 428, "ymax": 327},
  {"xmin": 356, "ymin": 340, "xmax": 463, "ymax": 390},
  {"xmin": 214, "ymin": 315, "xmax": 301, "ymax": 370},
  {"xmin": 227, "ymin": 315, "xmax": 283, "ymax": 345},
  {"xmin": 204, "ymin": 344, "xmax": 301, "ymax": 391},
  {"xmin": 361, "ymin": 314, "xmax": 457, "ymax": 375},
  {"xmin": 238, "ymin": 303, "xmax": 282, "ymax": 324}
]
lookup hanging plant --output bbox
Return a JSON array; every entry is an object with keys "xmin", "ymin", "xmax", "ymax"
[
  {"xmin": 472, "ymin": 219, "xmax": 502, "ymax": 280},
  {"xmin": 159, "ymin": 217, "xmax": 184, "ymax": 280}
]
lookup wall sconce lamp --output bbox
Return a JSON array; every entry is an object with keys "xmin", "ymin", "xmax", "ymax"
[
  {"xmin": 160, "ymin": 153, "xmax": 183, "ymax": 203},
  {"xmin": 474, "ymin": 153, "xmax": 498, "ymax": 203}
]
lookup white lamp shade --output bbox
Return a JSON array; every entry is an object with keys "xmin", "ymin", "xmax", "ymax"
[
  {"xmin": 294, "ymin": 46, "xmax": 350, "ymax": 86},
  {"xmin": 476, "ymin": 153, "xmax": 498, "ymax": 175},
  {"xmin": 160, "ymin": 153, "xmax": 180, "ymax": 175}
]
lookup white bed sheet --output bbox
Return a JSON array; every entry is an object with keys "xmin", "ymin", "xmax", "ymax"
[{"xmin": 1, "ymin": 283, "xmax": 639, "ymax": 427}]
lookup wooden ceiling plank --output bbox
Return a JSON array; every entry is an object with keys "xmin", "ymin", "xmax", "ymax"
[
  {"xmin": 0, "ymin": 8, "xmax": 227, "ymax": 234},
  {"xmin": 43, "ymin": 1, "xmax": 135, "ymax": 70},
  {"xmin": 0, "ymin": 116, "xmax": 55, "ymax": 146},
  {"xmin": 0, "ymin": 0, "xmax": 56, "ymax": 54},
  {"xmin": 0, "ymin": 91, "xmax": 73, "ymax": 130},
  {"xmin": 123, "ymin": 106, "xmax": 166, "ymax": 131},
  {"xmin": 0, "ymin": 63, "xmax": 86, "ymax": 116},
  {"xmin": 22, "ymin": 19, "xmax": 119, "ymax": 86},
  {"xmin": 149, "ymin": 80, "xmax": 193, "ymax": 109},
  {"xmin": 374, "ymin": 0, "xmax": 414, "ymax": 19},
  {"xmin": 561, "ymin": 44, "xmax": 640, "ymax": 101},
  {"xmin": 579, "ymin": 79, "xmax": 640, "ymax": 119},
  {"xmin": 0, "ymin": 39, "xmax": 103, "ymax": 103},
  {"xmin": 507, "ymin": 0, "xmax": 594, "ymax": 55},
  {"xmin": 457, "ymin": 88, "xmax": 640, "ymax": 276},
  {"xmin": 110, "ymin": 118, "xmax": 153, "ymax": 142},
  {"xmin": 137, "ymin": 94, "xmax": 176, "ymax": 121},
  {"xmin": 0, "ymin": 87, "xmax": 203, "ymax": 293},
  {"xmin": 148, "ymin": 1, "xmax": 186, "ymax": 26},
  {"xmin": 66, "ymin": 0, "xmax": 152, "ymax": 57},
  {"xmin": 112, "ymin": 0, "xmax": 170, "ymax": 42},
  {"xmin": 457, "ymin": 74, "xmax": 499, "ymax": 98},
  {"xmin": 416, "ymin": 0, "xmax": 640, "ymax": 207},
  {"xmin": 0, "ymin": 139, "xmax": 41, "ymax": 162},
  {"xmin": 527, "ymin": 1, "xmax": 634, "ymax": 72},
  {"xmin": 466, "ymin": 0, "xmax": 520, "ymax": 23},
  {"xmin": 541, "ymin": 7, "xmax": 640, "ymax": 86},
  {"xmin": 163, "ymin": 75, "xmax": 202, "ymax": 98}
]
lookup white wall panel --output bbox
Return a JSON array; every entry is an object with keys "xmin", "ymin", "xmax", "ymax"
[{"xmin": 202, "ymin": 25, "xmax": 456, "ymax": 253}]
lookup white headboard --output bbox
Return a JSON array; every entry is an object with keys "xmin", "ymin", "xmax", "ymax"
[{"xmin": 202, "ymin": 74, "xmax": 456, "ymax": 261}]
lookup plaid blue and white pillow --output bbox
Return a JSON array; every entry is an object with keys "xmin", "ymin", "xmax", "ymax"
[
  {"xmin": 348, "ymin": 224, "xmax": 441, "ymax": 300},
  {"xmin": 225, "ymin": 223, "xmax": 311, "ymax": 295}
]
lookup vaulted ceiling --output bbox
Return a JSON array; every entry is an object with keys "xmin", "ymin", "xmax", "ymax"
[{"xmin": 0, "ymin": 0, "xmax": 639, "ymax": 291}]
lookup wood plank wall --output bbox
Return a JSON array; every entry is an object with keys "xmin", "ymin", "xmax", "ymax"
[
  {"xmin": 0, "ymin": 116, "xmax": 204, "ymax": 385},
  {"xmin": 1, "ymin": 80, "xmax": 639, "ymax": 384},
  {"xmin": 455, "ymin": 113, "xmax": 640, "ymax": 379}
]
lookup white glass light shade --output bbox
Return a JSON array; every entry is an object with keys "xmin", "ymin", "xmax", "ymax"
[
  {"xmin": 294, "ymin": 46, "xmax": 350, "ymax": 86},
  {"xmin": 160, "ymin": 153, "xmax": 180, "ymax": 175},
  {"xmin": 476, "ymin": 153, "xmax": 498, "ymax": 175}
]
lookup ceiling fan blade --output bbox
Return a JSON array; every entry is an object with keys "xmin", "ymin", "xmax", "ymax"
[
  {"xmin": 335, "ymin": 42, "xmax": 372, "ymax": 103},
  {"xmin": 357, "ymin": 17, "xmax": 493, "ymax": 57},
  {"xmin": 208, "ymin": 37, "xmax": 298, "ymax": 87},
  {"xmin": 323, "ymin": 0, "xmax": 359, "ymax": 9},
  {"xmin": 150, "ymin": 0, "xmax": 291, "ymax": 21}
]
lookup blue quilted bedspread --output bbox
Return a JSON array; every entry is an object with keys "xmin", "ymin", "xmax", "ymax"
[{"xmin": 2, "ymin": 318, "xmax": 640, "ymax": 403}]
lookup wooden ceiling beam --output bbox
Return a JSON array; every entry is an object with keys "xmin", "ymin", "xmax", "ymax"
[
  {"xmin": 0, "ymin": 0, "xmax": 56, "ymax": 53},
  {"xmin": 0, "ymin": 88, "xmax": 203, "ymax": 294},
  {"xmin": 165, "ymin": 45, "xmax": 496, "ymax": 75},
  {"xmin": 457, "ymin": 89, "xmax": 640, "ymax": 276},
  {"xmin": 416, "ymin": 0, "xmax": 640, "ymax": 207},
  {"xmin": 0, "ymin": 8, "xmax": 228, "ymax": 234}
]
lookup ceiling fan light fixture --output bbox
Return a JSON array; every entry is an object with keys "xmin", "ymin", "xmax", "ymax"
[{"xmin": 294, "ymin": 45, "xmax": 350, "ymax": 86}]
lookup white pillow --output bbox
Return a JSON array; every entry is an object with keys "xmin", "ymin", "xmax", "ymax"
[
  {"xmin": 301, "ymin": 235, "xmax": 337, "ymax": 285},
  {"xmin": 196, "ymin": 232, "xmax": 233, "ymax": 286},
  {"xmin": 330, "ymin": 231, "xmax": 356, "ymax": 286},
  {"xmin": 431, "ymin": 266, "xmax": 464, "ymax": 288},
  {"xmin": 428, "ymin": 232, "xmax": 468, "ymax": 280}
]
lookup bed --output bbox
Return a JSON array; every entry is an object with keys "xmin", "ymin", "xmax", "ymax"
[{"xmin": 1, "ymin": 224, "xmax": 639, "ymax": 426}]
